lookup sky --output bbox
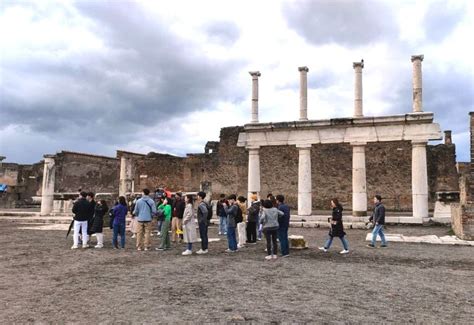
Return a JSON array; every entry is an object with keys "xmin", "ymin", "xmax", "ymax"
[{"xmin": 1, "ymin": 0, "xmax": 473, "ymax": 164}]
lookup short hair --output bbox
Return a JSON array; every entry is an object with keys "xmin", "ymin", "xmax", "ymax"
[
  {"xmin": 87, "ymin": 192, "xmax": 94, "ymax": 198},
  {"xmin": 331, "ymin": 198, "xmax": 339, "ymax": 206},
  {"xmin": 227, "ymin": 194, "xmax": 236, "ymax": 201},
  {"xmin": 237, "ymin": 196, "xmax": 246, "ymax": 203},
  {"xmin": 176, "ymin": 192, "xmax": 182, "ymax": 197},
  {"xmin": 276, "ymin": 194, "xmax": 284, "ymax": 203},
  {"xmin": 266, "ymin": 193, "xmax": 273, "ymax": 199},
  {"xmin": 80, "ymin": 191, "xmax": 87, "ymax": 198},
  {"xmin": 219, "ymin": 193, "xmax": 226, "ymax": 198},
  {"xmin": 143, "ymin": 188, "xmax": 150, "ymax": 195},
  {"xmin": 197, "ymin": 191, "xmax": 206, "ymax": 199},
  {"xmin": 185, "ymin": 194, "xmax": 194, "ymax": 204},
  {"xmin": 118, "ymin": 196, "xmax": 127, "ymax": 205},
  {"xmin": 375, "ymin": 195, "xmax": 382, "ymax": 202},
  {"xmin": 263, "ymin": 199, "xmax": 273, "ymax": 209}
]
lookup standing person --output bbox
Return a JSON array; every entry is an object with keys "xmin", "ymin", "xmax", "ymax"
[
  {"xmin": 223, "ymin": 194, "xmax": 239, "ymax": 252},
  {"xmin": 257, "ymin": 199, "xmax": 265, "ymax": 241},
  {"xmin": 236, "ymin": 196, "xmax": 247, "ymax": 248},
  {"xmin": 196, "ymin": 191, "xmax": 209, "ymax": 255},
  {"xmin": 112, "ymin": 196, "xmax": 128, "ymax": 249},
  {"xmin": 276, "ymin": 194, "xmax": 291, "ymax": 257},
  {"xmin": 216, "ymin": 194, "xmax": 228, "ymax": 235},
  {"xmin": 246, "ymin": 193, "xmax": 260, "ymax": 244},
  {"xmin": 261, "ymin": 199, "xmax": 283, "ymax": 260},
  {"xmin": 367, "ymin": 195, "xmax": 387, "ymax": 248},
  {"xmin": 182, "ymin": 194, "xmax": 197, "ymax": 255},
  {"xmin": 133, "ymin": 189, "xmax": 157, "ymax": 251},
  {"xmin": 86, "ymin": 192, "xmax": 96, "ymax": 234},
  {"xmin": 319, "ymin": 198, "xmax": 349, "ymax": 254},
  {"xmin": 71, "ymin": 191, "xmax": 91, "ymax": 249},
  {"xmin": 156, "ymin": 197, "xmax": 172, "ymax": 251},
  {"xmin": 128, "ymin": 195, "xmax": 139, "ymax": 239},
  {"xmin": 172, "ymin": 192, "xmax": 185, "ymax": 243},
  {"xmin": 155, "ymin": 196, "xmax": 165, "ymax": 236},
  {"xmin": 89, "ymin": 199, "xmax": 108, "ymax": 248}
]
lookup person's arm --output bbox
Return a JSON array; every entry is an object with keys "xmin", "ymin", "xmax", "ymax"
[
  {"xmin": 374, "ymin": 206, "xmax": 381, "ymax": 224},
  {"xmin": 165, "ymin": 205, "xmax": 172, "ymax": 219},
  {"xmin": 199, "ymin": 203, "xmax": 208, "ymax": 220},
  {"xmin": 183, "ymin": 205, "xmax": 192, "ymax": 224}
]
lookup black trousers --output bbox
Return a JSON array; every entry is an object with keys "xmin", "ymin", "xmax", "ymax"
[
  {"xmin": 264, "ymin": 228, "xmax": 278, "ymax": 255},
  {"xmin": 246, "ymin": 221, "xmax": 257, "ymax": 243}
]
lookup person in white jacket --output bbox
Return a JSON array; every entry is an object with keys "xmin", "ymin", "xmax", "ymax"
[{"xmin": 182, "ymin": 194, "xmax": 197, "ymax": 255}]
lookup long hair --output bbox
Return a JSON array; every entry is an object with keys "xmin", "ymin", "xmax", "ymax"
[
  {"xmin": 186, "ymin": 194, "xmax": 194, "ymax": 205},
  {"xmin": 118, "ymin": 196, "xmax": 127, "ymax": 206}
]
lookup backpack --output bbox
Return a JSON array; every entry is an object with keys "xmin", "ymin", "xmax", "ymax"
[
  {"xmin": 206, "ymin": 202, "xmax": 213, "ymax": 220},
  {"xmin": 248, "ymin": 202, "xmax": 260, "ymax": 222},
  {"xmin": 235, "ymin": 205, "xmax": 243, "ymax": 224}
]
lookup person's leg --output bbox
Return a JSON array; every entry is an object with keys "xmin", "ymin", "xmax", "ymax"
[
  {"xmin": 219, "ymin": 216, "xmax": 224, "ymax": 234},
  {"xmin": 324, "ymin": 236, "xmax": 334, "ymax": 249},
  {"xmin": 164, "ymin": 220, "xmax": 171, "ymax": 248},
  {"xmin": 371, "ymin": 224, "xmax": 380, "ymax": 246},
  {"xmin": 250, "ymin": 222, "xmax": 257, "ymax": 242},
  {"xmin": 198, "ymin": 222, "xmax": 205, "ymax": 251},
  {"xmin": 120, "ymin": 223, "xmax": 126, "ymax": 248},
  {"xmin": 112, "ymin": 224, "xmax": 119, "ymax": 248},
  {"xmin": 228, "ymin": 226, "xmax": 237, "ymax": 251},
  {"xmin": 378, "ymin": 226, "xmax": 387, "ymax": 246},
  {"xmin": 82, "ymin": 221, "xmax": 89, "ymax": 247},
  {"xmin": 340, "ymin": 236, "xmax": 349, "ymax": 251},
  {"xmin": 202, "ymin": 224, "xmax": 208, "ymax": 250},
  {"xmin": 177, "ymin": 218, "xmax": 183, "ymax": 242},
  {"xmin": 171, "ymin": 218, "xmax": 177, "ymax": 242},
  {"xmin": 187, "ymin": 243, "xmax": 192, "ymax": 251},
  {"xmin": 95, "ymin": 233, "xmax": 104, "ymax": 248},
  {"xmin": 271, "ymin": 230, "xmax": 278, "ymax": 256},
  {"xmin": 144, "ymin": 222, "xmax": 152, "ymax": 249},
  {"xmin": 226, "ymin": 227, "xmax": 232, "ymax": 249},
  {"xmin": 136, "ymin": 222, "xmax": 144, "ymax": 249},
  {"xmin": 73, "ymin": 221, "xmax": 80, "ymax": 247},
  {"xmin": 257, "ymin": 223, "xmax": 263, "ymax": 240},
  {"xmin": 159, "ymin": 220, "xmax": 169, "ymax": 248},
  {"xmin": 265, "ymin": 230, "xmax": 272, "ymax": 256}
]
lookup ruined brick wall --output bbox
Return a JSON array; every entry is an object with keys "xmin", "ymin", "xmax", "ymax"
[
  {"xmin": 54, "ymin": 151, "xmax": 119, "ymax": 193},
  {"xmin": 470, "ymin": 112, "xmax": 474, "ymax": 203}
]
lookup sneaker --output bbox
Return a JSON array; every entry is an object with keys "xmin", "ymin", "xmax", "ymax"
[
  {"xmin": 131, "ymin": 234, "xmax": 136, "ymax": 238},
  {"xmin": 237, "ymin": 244, "xmax": 245, "ymax": 249},
  {"xmin": 144, "ymin": 247, "xmax": 149, "ymax": 251},
  {"xmin": 272, "ymin": 255, "xmax": 277, "ymax": 259},
  {"xmin": 150, "ymin": 233, "xmax": 154, "ymax": 237},
  {"xmin": 224, "ymin": 232, "xmax": 227, "ymax": 235},
  {"xmin": 225, "ymin": 249, "xmax": 237, "ymax": 253},
  {"xmin": 265, "ymin": 255, "xmax": 273, "ymax": 260},
  {"xmin": 218, "ymin": 232, "xmax": 222, "ymax": 235},
  {"xmin": 137, "ymin": 247, "xmax": 142, "ymax": 251},
  {"xmin": 380, "ymin": 245, "xmax": 388, "ymax": 248},
  {"xmin": 366, "ymin": 244, "xmax": 375, "ymax": 248},
  {"xmin": 71, "ymin": 245, "xmax": 79, "ymax": 250},
  {"xmin": 155, "ymin": 247, "xmax": 165, "ymax": 251},
  {"xmin": 82, "ymin": 245, "xmax": 89, "ymax": 249},
  {"xmin": 196, "ymin": 249, "xmax": 208, "ymax": 255},
  {"xmin": 257, "ymin": 237, "xmax": 262, "ymax": 241},
  {"xmin": 339, "ymin": 249, "xmax": 350, "ymax": 254},
  {"xmin": 94, "ymin": 244, "xmax": 103, "ymax": 249},
  {"xmin": 318, "ymin": 247, "xmax": 328, "ymax": 252},
  {"xmin": 182, "ymin": 250, "xmax": 192, "ymax": 256},
  {"xmin": 282, "ymin": 254, "xmax": 290, "ymax": 258}
]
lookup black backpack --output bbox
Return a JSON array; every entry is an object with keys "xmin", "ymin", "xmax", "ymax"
[
  {"xmin": 206, "ymin": 202, "xmax": 213, "ymax": 220},
  {"xmin": 235, "ymin": 205, "xmax": 243, "ymax": 223},
  {"xmin": 248, "ymin": 202, "xmax": 260, "ymax": 222}
]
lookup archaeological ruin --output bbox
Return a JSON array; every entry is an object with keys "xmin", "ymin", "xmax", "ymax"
[{"xmin": 0, "ymin": 55, "xmax": 469, "ymax": 226}]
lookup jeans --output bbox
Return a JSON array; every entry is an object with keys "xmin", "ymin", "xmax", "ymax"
[
  {"xmin": 371, "ymin": 224, "xmax": 387, "ymax": 246},
  {"xmin": 159, "ymin": 219, "xmax": 171, "ymax": 249},
  {"xmin": 187, "ymin": 243, "xmax": 192, "ymax": 251},
  {"xmin": 324, "ymin": 236, "xmax": 349, "ymax": 250},
  {"xmin": 219, "ymin": 216, "xmax": 227, "ymax": 234},
  {"xmin": 264, "ymin": 229, "xmax": 278, "ymax": 255},
  {"xmin": 227, "ymin": 226, "xmax": 237, "ymax": 251},
  {"xmin": 113, "ymin": 223, "xmax": 126, "ymax": 248},
  {"xmin": 198, "ymin": 222, "xmax": 208, "ymax": 250},
  {"xmin": 257, "ymin": 223, "xmax": 263, "ymax": 240},
  {"xmin": 246, "ymin": 221, "xmax": 257, "ymax": 243},
  {"xmin": 278, "ymin": 227, "xmax": 289, "ymax": 256}
]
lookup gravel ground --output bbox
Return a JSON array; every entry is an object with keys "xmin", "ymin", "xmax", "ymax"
[{"xmin": 0, "ymin": 222, "xmax": 473, "ymax": 324}]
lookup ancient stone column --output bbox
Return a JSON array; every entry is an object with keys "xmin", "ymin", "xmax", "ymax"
[
  {"xmin": 411, "ymin": 54, "xmax": 424, "ymax": 113},
  {"xmin": 40, "ymin": 155, "xmax": 56, "ymax": 216},
  {"xmin": 119, "ymin": 156, "xmax": 133, "ymax": 196},
  {"xmin": 352, "ymin": 143, "xmax": 367, "ymax": 216},
  {"xmin": 247, "ymin": 147, "xmax": 261, "ymax": 200},
  {"xmin": 249, "ymin": 71, "xmax": 261, "ymax": 123},
  {"xmin": 298, "ymin": 66, "xmax": 309, "ymax": 121},
  {"xmin": 297, "ymin": 145, "xmax": 312, "ymax": 216},
  {"xmin": 412, "ymin": 141, "xmax": 429, "ymax": 220},
  {"xmin": 353, "ymin": 61, "xmax": 364, "ymax": 117}
]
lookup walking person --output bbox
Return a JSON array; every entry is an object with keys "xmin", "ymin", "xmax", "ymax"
[
  {"xmin": 133, "ymin": 189, "xmax": 157, "ymax": 251},
  {"xmin": 261, "ymin": 199, "xmax": 283, "ymax": 260},
  {"xmin": 223, "ymin": 194, "xmax": 239, "ymax": 252},
  {"xmin": 89, "ymin": 199, "xmax": 108, "ymax": 248},
  {"xmin": 276, "ymin": 194, "xmax": 290, "ymax": 257},
  {"xmin": 156, "ymin": 197, "xmax": 172, "ymax": 251},
  {"xmin": 237, "ymin": 196, "xmax": 247, "ymax": 248},
  {"xmin": 216, "ymin": 194, "xmax": 228, "ymax": 235},
  {"xmin": 129, "ymin": 195, "xmax": 139, "ymax": 238},
  {"xmin": 246, "ymin": 193, "xmax": 260, "ymax": 244},
  {"xmin": 71, "ymin": 191, "xmax": 91, "ymax": 249},
  {"xmin": 367, "ymin": 195, "xmax": 388, "ymax": 248},
  {"xmin": 172, "ymin": 192, "xmax": 185, "ymax": 243},
  {"xmin": 112, "ymin": 196, "xmax": 128, "ymax": 249},
  {"xmin": 182, "ymin": 194, "xmax": 197, "ymax": 255},
  {"xmin": 196, "ymin": 191, "xmax": 209, "ymax": 255},
  {"xmin": 319, "ymin": 198, "xmax": 349, "ymax": 254}
]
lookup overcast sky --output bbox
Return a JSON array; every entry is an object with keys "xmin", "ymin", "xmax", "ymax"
[{"xmin": 1, "ymin": 0, "xmax": 473, "ymax": 164}]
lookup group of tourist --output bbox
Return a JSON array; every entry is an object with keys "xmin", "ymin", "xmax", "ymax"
[{"xmin": 71, "ymin": 188, "xmax": 387, "ymax": 259}]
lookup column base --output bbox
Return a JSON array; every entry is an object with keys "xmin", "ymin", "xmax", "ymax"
[{"xmin": 352, "ymin": 210, "xmax": 367, "ymax": 216}]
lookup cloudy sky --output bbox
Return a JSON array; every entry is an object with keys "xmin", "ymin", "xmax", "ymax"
[{"xmin": 1, "ymin": 0, "xmax": 473, "ymax": 164}]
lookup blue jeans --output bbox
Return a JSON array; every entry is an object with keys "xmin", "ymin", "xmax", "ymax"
[
  {"xmin": 324, "ymin": 236, "xmax": 349, "ymax": 250},
  {"xmin": 113, "ymin": 223, "xmax": 126, "ymax": 248},
  {"xmin": 198, "ymin": 222, "xmax": 208, "ymax": 250},
  {"xmin": 371, "ymin": 224, "xmax": 387, "ymax": 246},
  {"xmin": 227, "ymin": 226, "xmax": 237, "ymax": 251},
  {"xmin": 278, "ymin": 227, "xmax": 289, "ymax": 256},
  {"xmin": 219, "ymin": 216, "xmax": 227, "ymax": 234},
  {"xmin": 187, "ymin": 243, "xmax": 192, "ymax": 250},
  {"xmin": 257, "ymin": 223, "xmax": 263, "ymax": 240}
]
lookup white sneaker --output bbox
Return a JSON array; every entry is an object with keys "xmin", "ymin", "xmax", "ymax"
[
  {"xmin": 94, "ymin": 244, "xmax": 103, "ymax": 249},
  {"xmin": 131, "ymin": 234, "xmax": 136, "ymax": 238},
  {"xmin": 318, "ymin": 247, "xmax": 328, "ymax": 252},
  {"xmin": 82, "ymin": 245, "xmax": 89, "ymax": 249},
  {"xmin": 196, "ymin": 249, "xmax": 208, "ymax": 255},
  {"xmin": 272, "ymin": 255, "xmax": 277, "ymax": 259},
  {"xmin": 237, "ymin": 244, "xmax": 245, "ymax": 249},
  {"xmin": 339, "ymin": 249, "xmax": 350, "ymax": 254},
  {"xmin": 218, "ymin": 232, "xmax": 222, "ymax": 235},
  {"xmin": 265, "ymin": 255, "xmax": 273, "ymax": 260},
  {"xmin": 71, "ymin": 245, "xmax": 78, "ymax": 250},
  {"xmin": 182, "ymin": 250, "xmax": 192, "ymax": 256}
]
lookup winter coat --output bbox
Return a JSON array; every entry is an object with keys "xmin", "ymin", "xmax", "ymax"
[
  {"xmin": 174, "ymin": 199, "xmax": 185, "ymax": 219},
  {"xmin": 113, "ymin": 204, "xmax": 128, "ymax": 226},
  {"xmin": 197, "ymin": 201, "xmax": 209, "ymax": 225},
  {"xmin": 72, "ymin": 198, "xmax": 91, "ymax": 221},
  {"xmin": 133, "ymin": 195, "xmax": 156, "ymax": 222},
  {"xmin": 89, "ymin": 204, "xmax": 108, "ymax": 234},
  {"xmin": 370, "ymin": 202, "xmax": 385, "ymax": 225},
  {"xmin": 182, "ymin": 203, "xmax": 197, "ymax": 243},
  {"xmin": 329, "ymin": 204, "xmax": 346, "ymax": 238},
  {"xmin": 224, "ymin": 204, "xmax": 238, "ymax": 228},
  {"xmin": 247, "ymin": 201, "xmax": 261, "ymax": 223},
  {"xmin": 260, "ymin": 207, "xmax": 283, "ymax": 231},
  {"xmin": 277, "ymin": 203, "xmax": 291, "ymax": 229}
]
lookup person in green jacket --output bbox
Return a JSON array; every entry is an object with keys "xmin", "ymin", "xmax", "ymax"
[{"xmin": 156, "ymin": 197, "xmax": 172, "ymax": 250}]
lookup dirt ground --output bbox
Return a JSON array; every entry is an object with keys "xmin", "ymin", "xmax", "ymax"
[{"xmin": 0, "ymin": 222, "xmax": 473, "ymax": 324}]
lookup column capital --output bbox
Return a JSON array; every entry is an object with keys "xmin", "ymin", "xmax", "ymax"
[
  {"xmin": 296, "ymin": 144, "xmax": 312, "ymax": 149},
  {"xmin": 412, "ymin": 141, "xmax": 427, "ymax": 147},
  {"xmin": 249, "ymin": 71, "xmax": 261, "ymax": 78},
  {"xmin": 411, "ymin": 54, "xmax": 424, "ymax": 62},
  {"xmin": 247, "ymin": 146, "xmax": 260, "ymax": 151},
  {"xmin": 353, "ymin": 61, "xmax": 364, "ymax": 69},
  {"xmin": 298, "ymin": 66, "xmax": 309, "ymax": 72}
]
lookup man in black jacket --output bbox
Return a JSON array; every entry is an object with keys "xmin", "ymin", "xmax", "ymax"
[
  {"xmin": 367, "ymin": 195, "xmax": 387, "ymax": 248},
  {"xmin": 172, "ymin": 192, "xmax": 185, "ymax": 243},
  {"xmin": 196, "ymin": 191, "xmax": 209, "ymax": 255},
  {"xmin": 71, "ymin": 191, "xmax": 91, "ymax": 249}
]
